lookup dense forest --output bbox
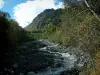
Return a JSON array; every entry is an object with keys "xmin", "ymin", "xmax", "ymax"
[{"xmin": 0, "ymin": 0, "xmax": 100, "ymax": 75}]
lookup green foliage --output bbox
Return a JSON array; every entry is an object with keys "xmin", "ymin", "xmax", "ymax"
[
  {"xmin": 8, "ymin": 20, "xmax": 28, "ymax": 46},
  {"xmin": 27, "ymin": 31, "xmax": 42, "ymax": 39},
  {"xmin": 26, "ymin": 4, "xmax": 100, "ymax": 53},
  {"xmin": 62, "ymin": 1, "xmax": 100, "ymax": 74},
  {"xmin": 43, "ymin": 23, "xmax": 55, "ymax": 35},
  {"xmin": 0, "ymin": 11, "xmax": 29, "ymax": 48}
]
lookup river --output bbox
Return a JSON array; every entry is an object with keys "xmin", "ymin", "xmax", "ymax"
[{"xmin": 3, "ymin": 39, "xmax": 91, "ymax": 75}]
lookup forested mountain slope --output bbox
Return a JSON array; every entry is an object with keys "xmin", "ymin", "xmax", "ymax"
[
  {"xmin": 25, "ymin": 4, "xmax": 100, "ymax": 48},
  {"xmin": 25, "ymin": 8, "xmax": 62, "ymax": 31}
]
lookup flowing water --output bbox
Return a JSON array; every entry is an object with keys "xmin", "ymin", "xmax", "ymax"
[{"xmin": 4, "ymin": 39, "xmax": 91, "ymax": 75}]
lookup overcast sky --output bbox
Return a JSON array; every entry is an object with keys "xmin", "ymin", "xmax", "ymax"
[{"xmin": 0, "ymin": 0, "xmax": 63, "ymax": 27}]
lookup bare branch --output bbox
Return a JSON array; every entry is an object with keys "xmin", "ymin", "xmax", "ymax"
[{"xmin": 84, "ymin": 0, "xmax": 100, "ymax": 21}]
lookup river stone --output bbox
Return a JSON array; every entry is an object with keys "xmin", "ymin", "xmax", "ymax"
[
  {"xmin": 27, "ymin": 72, "xmax": 35, "ymax": 75},
  {"xmin": 12, "ymin": 63, "xmax": 18, "ymax": 68}
]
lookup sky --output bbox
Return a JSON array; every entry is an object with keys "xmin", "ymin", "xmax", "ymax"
[{"xmin": 0, "ymin": 0, "xmax": 63, "ymax": 27}]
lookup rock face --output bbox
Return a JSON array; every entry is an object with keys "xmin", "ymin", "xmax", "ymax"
[
  {"xmin": 25, "ymin": 8, "xmax": 62, "ymax": 31},
  {"xmin": 2, "ymin": 40, "xmax": 91, "ymax": 75}
]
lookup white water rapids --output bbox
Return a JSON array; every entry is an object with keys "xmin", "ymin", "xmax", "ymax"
[{"xmin": 24, "ymin": 39, "xmax": 91, "ymax": 75}]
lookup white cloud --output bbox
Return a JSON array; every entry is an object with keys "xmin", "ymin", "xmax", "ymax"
[
  {"xmin": 0, "ymin": 0, "xmax": 4, "ymax": 9},
  {"xmin": 13, "ymin": 0, "xmax": 63, "ymax": 27}
]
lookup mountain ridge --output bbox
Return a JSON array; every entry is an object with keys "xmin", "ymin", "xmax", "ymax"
[{"xmin": 25, "ymin": 8, "xmax": 62, "ymax": 31}]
